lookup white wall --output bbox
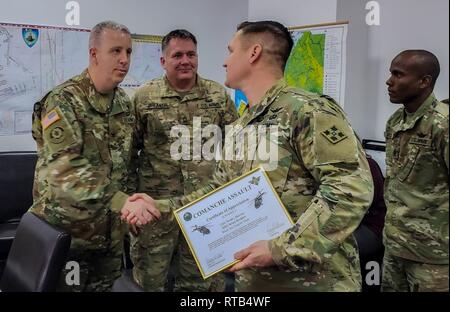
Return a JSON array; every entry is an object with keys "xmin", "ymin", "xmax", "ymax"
[
  {"xmin": 0, "ymin": 0, "xmax": 248, "ymax": 151},
  {"xmin": 249, "ymin": 0, "xmax": 337, "ymax": 26},
  {"xmin": 338, "ymin": 0, "xmax": 449, "ymax": 140},
  {"xmin": 249, "ymin": 0, "xmax": 449, "ymax": 141},
  {"xmin": 1, "ymin": 0, "xmax": 449, "ymax": 150}
]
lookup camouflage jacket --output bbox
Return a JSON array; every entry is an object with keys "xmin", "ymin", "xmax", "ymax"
[
  {"xmin": 158, "ymin": 79, "xmax": 373, "ymax": 291},
  {"xmin": 384, "ymin": 93, "xmax": 449, "ymax": 264},
  {"xmin": 30, "ymin": 69, "xmax": 137, "ymax": 250},
  {"xmin": 133, "ymin": 75, "xmax": 238, "ymax": 197}
]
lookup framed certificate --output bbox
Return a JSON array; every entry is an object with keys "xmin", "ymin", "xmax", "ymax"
[{"xmin": 173, "ymin": 167, "xmax": 294, "ymax": 279}]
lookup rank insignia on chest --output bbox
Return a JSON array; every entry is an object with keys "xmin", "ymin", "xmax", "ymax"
[
  {"xmin": 123, "ymin": 114, "xmax": 136, "ymax": 124},
  {"xmin": 321, "ymin": 125, "xmax": 348, "ymax": 144}
]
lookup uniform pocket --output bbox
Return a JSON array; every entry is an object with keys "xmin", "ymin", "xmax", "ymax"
[
  {"xmin": 84, "ymin": 130, "xmax": 111, "ymax": 164},
  {"xmin": 112, "ymin": 121, "xmax": 133, "ymax": 163},
  {"xmin": 396, "ymin": 144, "xmax": 420, "ymax": 181},
  {"xmin": 44, "ymin": 203, "xmax": 109, "ymax": 249}
]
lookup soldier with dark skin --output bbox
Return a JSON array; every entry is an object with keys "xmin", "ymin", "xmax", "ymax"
[
  {"xmin": 126, "ymin": 21, "xmax": 373, "ymax": 292},
  {"xmin": 383, "ymin": 50, "xmax": 448, "ymax": 292},
  {"xmin": 30, "ymin": 21, "xmax": 160, "ymax": 292},
  {"xmin": 129, "ymin": 29, "xmax": 238, "ymax": 292}
]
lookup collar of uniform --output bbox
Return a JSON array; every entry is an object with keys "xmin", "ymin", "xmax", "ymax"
[
  {"xmin": 393, "ymin": 93, "xmax": 436, "ymax": 132},
  {"xmin": 109, "ymin": 90, "xmax": 129, "ymax": 116},
  {"xmin": 241, "ymin": 79, "xmax": 286, "ymax": 127},
  {"xmin": 80, "ymin": 69, "xmax": 126, "ymax": 115},
  {"xmin": 161, "ymin": 74, "xmax": 206, "ymax": 101}
]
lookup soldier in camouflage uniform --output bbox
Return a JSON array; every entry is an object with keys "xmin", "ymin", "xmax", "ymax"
[
  {"xmin": 126, "ymin": 21, "xmax": 373, "ymax": 292},
  {"xmin": 30, "ymin": 21, "xmax": 160, "ymax": 292},
  {"xmin": 382, "ymin": 50, "xmax": 448, "ymax": 292},
  {"xmin": 130, "ymin": 29, "xmax": 238, "ymax": 291}
]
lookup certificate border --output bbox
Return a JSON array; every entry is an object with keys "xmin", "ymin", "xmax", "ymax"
[{"xmin": 173, "ymin": 166, "xmax": 294, "ymax": 279}]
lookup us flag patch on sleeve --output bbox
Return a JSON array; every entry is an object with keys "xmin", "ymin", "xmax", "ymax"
[{"xmin": 42, "ymin": 109, "xmax": 61, "ymax": 130}]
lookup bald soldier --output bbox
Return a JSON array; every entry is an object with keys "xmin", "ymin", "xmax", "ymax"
[
  {"xmin": 125, "ymin": 21, "xmax": 373, "ymax": 292},
  {"xmin": 130, "ymin": 29, "xmax": 238, "ymax": 291},
  {"xmin": 30, "ymin": 21, "xmax": 160, "ymax": 292},
  {"xmin": 383, "ymin": 50, "xmax": 449, "ymax": 292}
]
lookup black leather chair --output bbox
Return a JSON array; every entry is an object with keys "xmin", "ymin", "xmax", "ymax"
[
  {"xmin": 356, "ymin": 140, "xmax": 387, "ymax": 292},
  {"xmin": 0, "ymin": 151, "xmax": 37, "ymax": 273},
  {"xmin": 0, "ymin": 212, "xmax": 71, "ymax": 292}
]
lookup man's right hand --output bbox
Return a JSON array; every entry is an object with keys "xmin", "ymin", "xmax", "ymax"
[{"xmin": 120, "ymin": 194, "xmax": 161, "ymax": 226}]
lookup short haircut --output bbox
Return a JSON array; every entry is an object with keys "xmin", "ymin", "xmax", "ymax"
[
  {"xmin": 161, "ymin": 29, "xmax": 197, "ymax": 52},
  {"xmin": 398, "ymin": 50, "xmax": 441, "ymax": 87},
  {"xmin": 237, "ymin": 21, "xmax": 293, "ymax": 71},
  {"xmin": 89, "ymin": 21, "xmax": 131, "ymax": 48}
]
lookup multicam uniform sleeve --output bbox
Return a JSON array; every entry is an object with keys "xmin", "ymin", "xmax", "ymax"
[
  {"xmin": 154, "ymin": 158, "xmax": 232, "ymax": 214},
  {"xmin": 439, "ymin": 117, "xmax": 449, "ymax": 174},
  {"xmin": 268, "ymin": 105, "xmax": 374, "ymax": 270},
  {"xmin": 126, "ymin": 94, "xmax": 144, "ymax": 195},
  {"xmin": 41, "ymin": 91, "xmax": 128, "ymax": 216}
]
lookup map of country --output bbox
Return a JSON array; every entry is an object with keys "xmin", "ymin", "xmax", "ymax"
[
  {"xmin": 0, "ymin": 23, "xmax": 162, "ymax": 135},
  {"xmin": 285, "ymin": 31, "xmax": 325, "ymax": 94}
]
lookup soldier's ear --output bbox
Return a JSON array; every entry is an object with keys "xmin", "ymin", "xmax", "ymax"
[
  {"xmin": 249, "ymin": 44, "xmax": 262, "ymax": 64},
  {"xmin": 419, "ymin": 75, "xmax": 432, "ymax": 89},
  {"xmin": 89, "ymin": 47, "xmax": 98, "ymax": 64}
]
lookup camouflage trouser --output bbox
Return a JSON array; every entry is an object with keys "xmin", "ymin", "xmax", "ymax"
[
  {"xmin": 130, "ymin": 212, "xmax": 225, "ymax": 292},
  {"xmin": 56, "ymin": 215, "xmax": 125, "ymax": 292},
  {"xmin": 382, "ymin": 252, "xmax": 449, "ymax": 292},
  {"xmin": 57, "ymin": 240, "xmax": 123, "ymax": 292}
]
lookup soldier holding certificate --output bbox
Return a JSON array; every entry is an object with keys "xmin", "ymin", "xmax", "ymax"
[{"xmin": 124, "ymin": 21, "xmax": 373, "ymax": 292}]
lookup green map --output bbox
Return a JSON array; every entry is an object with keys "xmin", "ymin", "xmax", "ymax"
[{"xmin": 285, "ymin": 31, "xmax": 325, "ymax": 94}]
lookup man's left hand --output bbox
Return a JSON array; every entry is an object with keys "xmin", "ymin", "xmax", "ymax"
[{"xmin": 228, "ymin": 240, "xmax": 275, "ymax": 272}]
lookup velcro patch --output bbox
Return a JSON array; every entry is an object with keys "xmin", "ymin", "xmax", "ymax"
[
  {"xmin": 321, "ymin": 125, "xmax": 348, "ymax": 144},
  {"xmin": 410, "ymin": 136, "xmax": 432, "ymax": 147},
  {"xmin": 42, "ymin": 109, "xmax": 61, "ymax": 130},
  {"xmin": 49, "ymin": 126, "xmax": 65, "ymax": 144},
  {"xmin": 148, "ymin": 103, "xmax": 170, "ymax": 109},
  {"xmin": 123, "ymin": 114, "xmax": 136, "ymax": 124},
  {"xmin": 199, "ymin": 103, "xmax": 221, "ymax": 109}
]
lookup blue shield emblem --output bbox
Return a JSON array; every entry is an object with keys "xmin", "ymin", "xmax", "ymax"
[{"xmin": 22, "ymin": 28, "xmax": 39, "ymax": 48}]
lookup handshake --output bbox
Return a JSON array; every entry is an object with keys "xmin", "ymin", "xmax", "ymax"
[{"xmin": 120, "ymin": 193, "xmax": 160, "ymax": 228}]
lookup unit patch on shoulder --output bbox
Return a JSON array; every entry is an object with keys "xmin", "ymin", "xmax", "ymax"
[
  {"xmin": 49, "ymin": 126, "xmax": 65, "ymax": 144},
  {"xmin": 321, "ymin": 125, "xmax": 348, "ymax": 144}
]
